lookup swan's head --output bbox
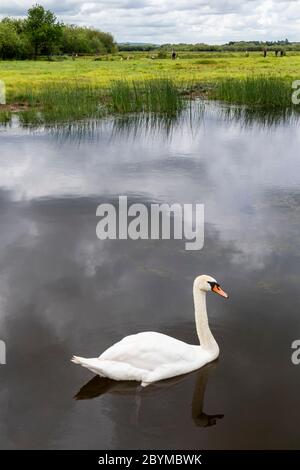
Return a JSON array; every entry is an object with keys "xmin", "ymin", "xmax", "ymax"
[{"xmin": 194, "ymin": 275, "xmax": 229, "ymax": 299}]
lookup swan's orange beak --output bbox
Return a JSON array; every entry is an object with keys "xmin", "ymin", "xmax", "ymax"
[{"xmin": 212, "ymin": 284, "xmax": 229, "ymax": 299}]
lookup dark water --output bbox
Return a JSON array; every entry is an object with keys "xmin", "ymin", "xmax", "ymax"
[{"xmin": 1, "ymin": 103, "xmax": 300, "ymax": 449}]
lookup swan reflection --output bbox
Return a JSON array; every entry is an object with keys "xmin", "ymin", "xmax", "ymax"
[
  {"xmin": 191, "ymin": 362, "xmax": 224, "ymax": 427},
  {"xmin": 74, "ymin": 361, "xmax": 223, "ymax": 428}
]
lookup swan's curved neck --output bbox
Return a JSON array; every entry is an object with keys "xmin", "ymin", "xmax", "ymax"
[{"xmin": 193, "ymin": 287, "xmax": 219, "ymax": 354}]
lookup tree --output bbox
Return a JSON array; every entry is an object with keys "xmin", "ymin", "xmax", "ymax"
[
  {"xmin": 0, "ymin": 18, "xmax": 33, "ymax": 59},
  {"xmin": 61, "ymin": 25, "xmax": 117, "ymax": 55},
  {"xmin": 0, "ymin": 22, "xmax": 20, "ymax": 59},
  {"xmin": 24, "ymin": 4, "xmax": 63, "ymax": 59}
]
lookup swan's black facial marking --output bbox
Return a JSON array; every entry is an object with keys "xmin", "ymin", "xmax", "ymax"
[
  {"xmin": 208, "ymin": 281, "xmax": 220, "ymax": 290},
  {"xmin": 208, "ymin": 280, "xmax": 229, "ymax": 299}
]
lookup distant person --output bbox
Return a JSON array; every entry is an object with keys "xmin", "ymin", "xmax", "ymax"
[
  {"xmin": 275, "ymin": 50, "xmax": 279, "ymax": 57},
  {"xmin": 280, "ymin": 50, "xmax": 284, "ymax": 56},
  {"xmin": 171, "ymin": 51, "xmax": 176, "ymax": 60},
  {"xmin": 263, "ymin": 48, "xmax": 267, "ymax": 57}
]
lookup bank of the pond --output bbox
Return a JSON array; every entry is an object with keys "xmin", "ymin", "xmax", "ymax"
[
  {"xmin": 2, "ymin": 52, "xmax": 300, "ymax": 95},
  {"xmin": 212, "ymin": 76, "xmax": 295, "ymax": 107},
  {"xmin": 0, "ymin": 76, "xmax": 298, "ymax": 126},
  {"xmin": 0, "ymin": 79, "xmax": 197, "ymax": 125},
  {"xmin": 1, "ymin": 52, "xmax": 300, "ymax": 121}
]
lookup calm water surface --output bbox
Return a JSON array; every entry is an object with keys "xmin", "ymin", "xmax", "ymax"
[{"xmin": 0, "ymin": 103, "xmax": 300, "ymax": 449}]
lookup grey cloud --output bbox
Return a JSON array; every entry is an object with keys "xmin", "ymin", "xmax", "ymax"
[{"xmin": 0, "ymin": 0, "xmax": 299, "ymax": 43}]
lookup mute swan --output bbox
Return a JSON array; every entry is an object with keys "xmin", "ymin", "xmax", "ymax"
[{"xmin": 72, "ymin": 275, "xmax": 228, "ymax": 387}]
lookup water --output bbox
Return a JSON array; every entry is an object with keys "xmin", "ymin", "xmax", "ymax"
[{"xmin": 1, "ymin": 103, "xmax": 300, "ymax": 449}]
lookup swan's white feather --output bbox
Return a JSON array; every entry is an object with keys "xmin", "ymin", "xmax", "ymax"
[
  {"xmin": 71, "ymin": 356, "xmax": 149, "ymax": 381},
  {"xmin": 72, "ymin": 332, "xmax": 212, "ymax": 385},
  {"xmin": 100, "ymin": 332, "xmax": 198, "ymax": 367}
]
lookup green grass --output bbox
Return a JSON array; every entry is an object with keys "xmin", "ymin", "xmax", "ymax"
[
  {"xmin": 214, "ymin": 76, "xmax": 293, "ymax": 107},
  {"xmin": 26, "ymin": 82, "xmax": 107, "ymax": 122},
  {"xmin": 0, "ymin": 78, "xmax": 185, "ymax": 125},
  {"xmin": 1, "ymin": 52, "xmax": 300, "ymax": 103},
  {"xmin": 1, "ymin": 52, "xmax": 300, "ymax": 123},
  {"xmin": 109, "ymin": 79, "xmax": 183, "ymax": 114},
  {"xmin": 0, "ymin": 110, "xmax": 11, "ymax": 125}
]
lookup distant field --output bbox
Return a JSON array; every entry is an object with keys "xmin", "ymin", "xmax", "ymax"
[{"xmin": 1, "ymin": 51, "xmax": 300, "ymax": 103}]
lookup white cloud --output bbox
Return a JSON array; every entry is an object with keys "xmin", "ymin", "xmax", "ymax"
[{"xmin": 0, "ymin": 0, "xmax": 299, "ymax": 43}]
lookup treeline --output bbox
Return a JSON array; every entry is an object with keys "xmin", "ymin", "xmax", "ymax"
[
  {"xmin": 119, "ymin": 40, "xmax": 300, "ymax": 53},
  {"xmin": 118, "ymin": 43, "xmax": 159, "ymax": 52},
  {"xmin": 0, "ymin": 4, "xmax": 117, "ymax": 59},
  {"xmin": 159, "ymin": 40, "xmax": 300, "ymax": 52}
]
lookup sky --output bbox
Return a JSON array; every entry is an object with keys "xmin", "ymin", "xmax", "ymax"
[{"xmin": 0, "ymin": 0, "xmax": 300, "ymax": 44}]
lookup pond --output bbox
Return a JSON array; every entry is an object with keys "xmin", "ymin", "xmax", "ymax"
[{"xmin": 0, "ymin": 102, "xmax": 300, "ymax": 449}]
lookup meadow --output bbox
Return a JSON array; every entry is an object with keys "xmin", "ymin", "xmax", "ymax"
[{"xmin": 1, "ymin": 51, "xmax": 300, "ymax": 122}]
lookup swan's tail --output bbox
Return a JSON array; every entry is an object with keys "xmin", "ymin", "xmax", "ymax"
[
  {"xmin": 71, "ymin": 356, "xmax": 106, "ymax": 376},
  {"xmin": 71, "ymin": 355, "xmax": 147, "ymax": 382},
  {"xmin": 71, "ymin": 355, "xmax": 89, "ymax": 365}
]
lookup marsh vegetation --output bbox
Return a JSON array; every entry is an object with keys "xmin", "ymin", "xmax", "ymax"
[
  {"xmin": 214, "ymin": 76, "xmax": 293, "ymax": 108},
  {"xmin": 0, "ymin": 78, "xmax": 188, "ymax": 125}
]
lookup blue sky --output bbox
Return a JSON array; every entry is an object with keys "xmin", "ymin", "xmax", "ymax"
[{"xmin": 1, "ymin": 0, "xmax": 299, "ymax": 43}]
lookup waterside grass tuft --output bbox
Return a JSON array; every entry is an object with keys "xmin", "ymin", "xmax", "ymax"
[
  {"xmin": 214, "ymin": 76, "xmax": 293, "ymax": 107},
  {"xmin": 0, "ymin": 78, "xmax": 185, "ymax": 125},
  {"xmin": 109, "ymin": 79, "xmax": 183, "ymax": 115}
]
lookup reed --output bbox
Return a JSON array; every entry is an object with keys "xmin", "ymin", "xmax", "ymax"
[
  {"xmin": 214, "ymin": 76, "xmax": 293, "ymax": 107},
  {"xmin": 0, "ymin": 110, "xmax": 12, "ymax": 125},
  {"xmin": 5, "ymin": 79, "xmax": 185, "ymax": 125},
  {"xmin": 109, "ymin": 79, "xmax": 184, "ymax": 115},
  {"xmin": 29, "ymin": 82, "xmax": 107, "ymax": 122}
]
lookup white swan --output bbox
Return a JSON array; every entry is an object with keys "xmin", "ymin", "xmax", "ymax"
[{"xmin": 72, "ymin": 275, "xmax": 228, "ymax": 387}]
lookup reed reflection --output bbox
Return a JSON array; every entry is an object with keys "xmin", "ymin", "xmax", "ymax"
[
  {"xmin": 2, "ymin": 101, "xmax": 299, "ymax": 140},
  {"xmin": 218, "ymin": 104, "xmax": 299, "ymax": 128}
]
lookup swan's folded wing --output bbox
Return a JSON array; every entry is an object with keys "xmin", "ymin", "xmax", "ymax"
[{"xmin": 99, "ymin": 331, "xmax": 198, "ymax": 371}]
